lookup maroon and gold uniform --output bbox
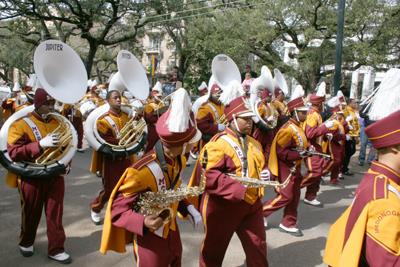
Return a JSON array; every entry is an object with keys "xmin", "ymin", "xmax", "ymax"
[
  {"xmin": 15, "ymin": 101, "xmax": 33, "ymax": 112},
  {"xmin": 301, "ymin": 105, "xmax": 329, "ymax": 201},
  {"xmin": 62, "ymin": 103, "xmax": 84, "ymax": 150},
  {"xmin": 6, "ymin": 110, "xmax": 68, "ymax": 257},
  {"xmin": 263, "ymin": 117, "xmax": 308, "ymax": 228},
  {"xmin": 253, "ymin": 100, "xmax": 276, "ymax": 162},
  {"xmin": 143, "ymin": 101, "xmax": 164, "ymax": 153},
  {"xmin": 90, "ymin": 109, "xmax": 135, "ymax": 214},
  {"xmin": 2, "ymin": 97, "xmax": 16, "ymax": 121}
]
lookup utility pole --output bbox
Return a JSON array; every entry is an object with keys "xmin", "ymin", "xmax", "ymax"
[{"xmin": 333, "ymin": 0, "xmax": 346, "ymax": 96}]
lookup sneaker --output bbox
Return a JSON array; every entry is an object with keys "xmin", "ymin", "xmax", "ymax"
[
  {"xmin": 77, "ymin": 148, "xmax": 84, "ymax": 153},
  {"xmin": 343, "ymin": 171, "xmax": 355, "ymax": 176},
  {"xmin": 20, "ymin": 246, "xmax": 34, "ymax": 257},
  {"xmin": 91, "ymin": 210, "xmax": 101, "ymax": 225},
  {"xmin": 278, "ymin": 224, "xmax": 303, "ymax": 237},
  {"xmin": 190, "ymin": 151, "xmax": 198, "ymax": 160},
  {"xmin": 303, "ymin": 198, "xmax": 323, "ymax": 207},
  {"xmin": 357, "ymin": 161, "xmax": 364, "ymax": 166},
  {"xmin": 96, "ymin": 171, "xmax": 102, "ymax": 178},
  {"xmin": 338, "ymin": 173, "xmax": 344, "ymax": 180},
  {"xmin": 329, "ymin": 182, "xmax": 345, "ymax": 188},
  {"xmin": 48, "ymin": 252, "xmax": 72, "ymax": 264},
  {"xmin": 263, "ymin": 217, "xmax": 268, "ymax": 228}
]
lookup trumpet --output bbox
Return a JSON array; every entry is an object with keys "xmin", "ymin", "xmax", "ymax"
[
  {"xmin": 291, "ymin": 148, "xmax": 330, "ymax": 159},
  {"xmin": 26, "ymin": 113, "xmax": 74, "ymax": 166},
  {"xmin": 133, "ymin": 150, "xmax": 208, "ymax": 225},
  {"xmin": 226, "ymin": 165, "xmax": 295, "ymax": 189},
  {"xmin": 217, "ymin": 114, "xmax": 229, "ymax": 126}
]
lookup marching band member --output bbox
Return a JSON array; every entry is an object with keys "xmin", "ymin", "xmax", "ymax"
[
  {"xmin": 321, "ymin": 105, "xmax": 351, "ymax": 187},
  {"xmin": 2, "ymin": 82, "xmax": 21, "ymax": 121},
  {"xmin": 194, "ymin": 84, "xmax": 225, "ymax": 155},
  {"xmin": 189, "ymin": 96, "xmax": 270, "ymax": 267},
  {"xmin": 324, "ymin": 69, "xmax": 400, "ymax": 266},
  {"xmin": 270, "ymin": 88, "xmax": 289, "ymax": 117},
  {"xmin": 61, "ymin": 102, "xmax": 84, "ymax": 153},
  {"xmin": 253, "ymin": 88, "xmax": 276, "ymax": 162},
  {"xmin": 301, "ymin": 83, "xmax": 334, "ymax": 207},
  {"xmin": 341, "ymin": 98, "xmax": 360, "ymax": 176},
  {"xmin": 143, "ymin": 89, "xmax": 164, "ymax": 153},
  {"xmin": 6, "ymin": 88, "xmax": 71, "ymax": 264},
  {"xmin": 100, "ymin": 88, "xmax": 202, "ymax": 267},
  {"xmin": 89, "ymin": 90, "xmax": 135, "ymax": 225},
  {"xmin": 262, "ymin": 96, "xmax": 309, "ymax": 236}
]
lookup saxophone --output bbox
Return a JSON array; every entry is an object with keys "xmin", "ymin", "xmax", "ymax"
[
  {"xmin": 226, "ymin": 166, "xmax": 295, "ymax": 189},
  {"xmin": 133, "ymin": 150, "xmax": 208, "ymax": 224}
]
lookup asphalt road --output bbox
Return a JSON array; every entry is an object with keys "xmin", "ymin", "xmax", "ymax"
[{"xmin": 0, "ymin": 139, "xmax": 372, "ymax": 267}]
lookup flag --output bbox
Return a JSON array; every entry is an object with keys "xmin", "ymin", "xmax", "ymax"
[{"xmin": 151, "ymin": 55, "xmax": 159, "ymax": 76}]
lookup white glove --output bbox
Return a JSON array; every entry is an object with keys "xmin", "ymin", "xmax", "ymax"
[
  {"xmin": 299, "ymin": 151, "xmax": 309, "ymax": 158},
  {"xmin": 309, "ymin": 145, "xmax": 316, "ymax": 152},
  {"xmin": 346, "ymin": 135, "xmax": 351, "ymax": 141},
  {"xmin": 326, "ymin": 133, "xmax": 333, "ymax": 141},
  {"xmin": 218, "ymin": 124, "xmax": 226, "ymax": 132},
  {"xmin": 39, "ymin": 134, "xmax": 60, "ymax": 148},
  {"xmin": 121, "ymin": 106, "xmax": 132, "ymax": 117},
  {"xmin": 347, "ymin": 125, "xmax": 353, "ymax": 131},
  {"xmin": 260, "ymin": 169, "xmax": 270, "ymax": 181},
  {"xmin": 266, "ymin": 116, "xmax": 275, "ymax": 122},
  {"xmin": 187, "ymin": 205, "xmax": 203, "ymax": 230},
  {"xmin": 324, "ymin": 120, "xmax": 335, "ymax": 128},
  {"xmin": 346, "ymin": 115, "xmax": 353, "ymax": 122}
]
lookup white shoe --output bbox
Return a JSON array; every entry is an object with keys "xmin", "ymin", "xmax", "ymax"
[
  {"xmin": 190, "ymin": 151, "xmax": 198, "ymax": 160},
  {"xmin": 20, "ymin": 245, "xmax": 34, "ymax": 257},
  {"xmin": 303, "ymin": 198, "xmax": 323, "ymax": 207},
  {"xmin": 91, "ymin": 210, "xmax": 101, "ymax": 225},
  {"xmin": 263, "ymin": 217, "xmax": 268, "ymax": 227},
  {"xmin": 48, "ymin": 252, "xmax": 72, "ymax": 264},
  {"xmin": 77, "ymin": 148, "xmax": 84, "ymax": 153},
  {"xmin": 279, "ymin": 224, "xmax": 303, "ymax": 236}
]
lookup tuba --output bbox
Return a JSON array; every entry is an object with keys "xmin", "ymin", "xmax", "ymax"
[
  {"xmin": 250, "ymin": 66, "xmax": 276, "ymax": 132},
  {"xmin": 84, "ymin": 50, "xmax": 149, "ymax": 158},
  {"xmin": 0, "ymin": 40, "xmax": 87, "ymax": 178}
]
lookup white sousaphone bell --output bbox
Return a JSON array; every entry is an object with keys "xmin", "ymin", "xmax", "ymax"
[
  {"xmin": 84, "ymin": 50, "xmax": 149, "ymax": 158},
  {"xmin": 0, "ymin": 39, "xmax": 87, "ymax": 178},
  {"xmin": 273, "ymin": 68, "xmax": 289, "ymax": 95},
  {"xmin": 192, "ymin": 54, "xmax": 241, "ymax": 115}
]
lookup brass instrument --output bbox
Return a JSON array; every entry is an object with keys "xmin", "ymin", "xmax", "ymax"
[
  {"xmin": 340, "ymin": 103, "xmax": 359, "ymax": 133},
  {"xmin": 323, "ymin": 113, "xmax": 338, "ymax": 126},
  {"xmin": 134, "ymin": 150, "xmax": 208, "ymax": 225},
  {"xmin": 25, "ymin": 113, "xmax": 74, "ymax": 166},
  {"xmin": 217, "ymin": 114, "xmax": 229, "ymax": 126},
  {"xmin": 267, "ymin": 106, "xmax": 279, "ymax": 128},
  {"xmin": 226, "ymin": 166, "xmax": 295, "ymax": 189},
  {"xmin": 291, "ymin": 148, "xmax": 330, "ymax": 159}
]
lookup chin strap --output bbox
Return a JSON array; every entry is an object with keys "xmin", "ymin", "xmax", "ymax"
[
  {"xmin": 295, "ymin": 110, "xmax": 299, "ymax": 122},
  {"xmin": 181, "ymin": 142, "xmax": 188, "ymax": 156},
  {"xmin": 233, "ymin": 115, "xmax": 243, "ymax": 134}
]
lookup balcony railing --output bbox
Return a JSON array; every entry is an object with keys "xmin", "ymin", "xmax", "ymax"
[{"xmin": 145, "ymin": 46, "xmax": 161, "ymax": 54}]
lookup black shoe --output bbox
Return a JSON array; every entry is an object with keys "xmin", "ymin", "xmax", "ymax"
[
  {"xmin": 96, "ymin": 171, "xmax": 102, "ymax": 178},
  {"xmin": 330, "ymin": 182, "xmax": 345, "ymax": 188},
  {"xmin": 357, "ymin": 161, "xmax": 364, "ymax": 166},
  {"xmin": 343, "ymin": 171, "xmax": 355, "ymax": 176},
  {"xmin": 20, "ymin": 247, "xmax": 34, "ymax": 257},
  {"xmin": 320, "ymin": 177, "xmax": 325, "ymax": 185}
]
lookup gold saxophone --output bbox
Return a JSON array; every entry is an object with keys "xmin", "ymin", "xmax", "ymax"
[
  {"xmin": 226, "ymin": 166, "xmax": 295, "ymax": 189},
  {"xmin": 217, "ymin": 114, "xmax": 229, "ymax": 126},
  {"xmin": 323, "ymin": 113, "xmax": 338, "ymax": 126},
  {"xmin": 266, "ymin": 106, "xmax": 279, "ymax": 128},
  {"xmin": 25, "ymin": 113, "xmax": 73, "ymax": 167},
  {"xmin": 133, "ymin": 150, "xmax": 208, "ymax": 224},
  {"xmin": 341, "ymin": 103, "xmax": 359, "ymax": 134}
]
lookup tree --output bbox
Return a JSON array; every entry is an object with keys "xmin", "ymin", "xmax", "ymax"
[{"xmin": 0, "ymin": 0, "xmax": 155, "ymax": 78}]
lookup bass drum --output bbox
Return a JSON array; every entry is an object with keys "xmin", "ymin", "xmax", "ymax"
[
  {"xmin": 84, "ymin": 104, "xmax": 148, "ymax": 158},
  {"xmin": 79, "ymin": 98, "xmax": 97, "ymax": 118},
  {"xmin": 0, "ymin": 105, "xmax": 77, "ymax": 178}
]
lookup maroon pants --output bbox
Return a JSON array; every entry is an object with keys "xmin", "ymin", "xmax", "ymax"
[
  {"xmin": 71, "ymin": 116, "xmax": 83, "ymax": 149},
  {"xmin": 322, "ymin": 143, "xmax": 344, "ymax": 184},
  {"xmin": 144, "ymin": 124, "xmax": 159, "ymax": 154},
  {"xmin": 90, "ymin": 157, "xmax": 132, "ymax": 213},
  {"xmin": 200, "ymin": 194, "xmax": 268, "ymax": 267},
  {"xmin": 301, "ymin": 155, "xmax": 324, "ymax": 201},
  {"xmin": 133, "ymin": 227, "xmax": 182, "ymax": 267},
  {"xmin": 263, "ymin": 163, "xmax": 302, "ymax": 228},
  {"xmin": 17, "ymin": 176, "xmax": 66, "ymax": 256}
]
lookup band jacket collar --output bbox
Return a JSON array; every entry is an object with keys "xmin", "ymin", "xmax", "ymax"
[
  {"xmin": 288, "ymin": 117, "xmax": 300, "ymax": 127},
  {"xmin": 225, "ymin": 126, "xmax": 240, "ymax": 138},
  {"xmin": 309, "ymin": 106, "xmax": 319, "ymax": 113},
  {"xmin": 108, "ymin": 109, "xmax": 122, "ymax": 118},
  {"xmin": 370, "ymin": 160, "xmax": 400, "ymax": 185},
  {"xmin": 32, "ymin": 111, "xmax": 54, "ymax": 123}
]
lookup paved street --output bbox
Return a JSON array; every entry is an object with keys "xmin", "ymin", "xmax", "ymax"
[{"xmin": 0, "ymin": 139, "xmax": 372, "ymax": 267}]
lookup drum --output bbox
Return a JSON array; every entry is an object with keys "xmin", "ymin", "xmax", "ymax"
[
  {"xmin": 128, "ymin": 99, "xmax": 144, "ymax": 114},
  {"xmin": 79, "ymin": 98, "xmax": 96, "ymax": 118}
]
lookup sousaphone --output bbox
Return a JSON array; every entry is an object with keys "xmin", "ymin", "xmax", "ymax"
[
  {"xmin": 0, "ymin": 40, "xmax": 87, "ymax": 178},
  {"xmin": 84, "ymin": 50, "xmax": 148, "ymax": 158}
]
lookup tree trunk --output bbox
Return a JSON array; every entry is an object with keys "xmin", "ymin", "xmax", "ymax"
[{"xmin": 84, "ymin": 40, "xmax": 98, "ymax": 79}]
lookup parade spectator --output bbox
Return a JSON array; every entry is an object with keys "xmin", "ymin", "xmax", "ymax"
[
  {"xmin": 357, "ymin": 104, "xmax": 376, "ymax": 165},
  {"xmin": 241, "ymin": 64, "xmax": 258, "ymax": 82}
]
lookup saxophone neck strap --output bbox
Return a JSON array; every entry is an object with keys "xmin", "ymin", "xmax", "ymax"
[{"xmin": 154, "ymin": 139, "xmax": 182, "ymax": 190}]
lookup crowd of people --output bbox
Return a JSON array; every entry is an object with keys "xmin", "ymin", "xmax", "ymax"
[{"xmin": 1, "ymin": 62, "xmax": 399, "ymax": 267}]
